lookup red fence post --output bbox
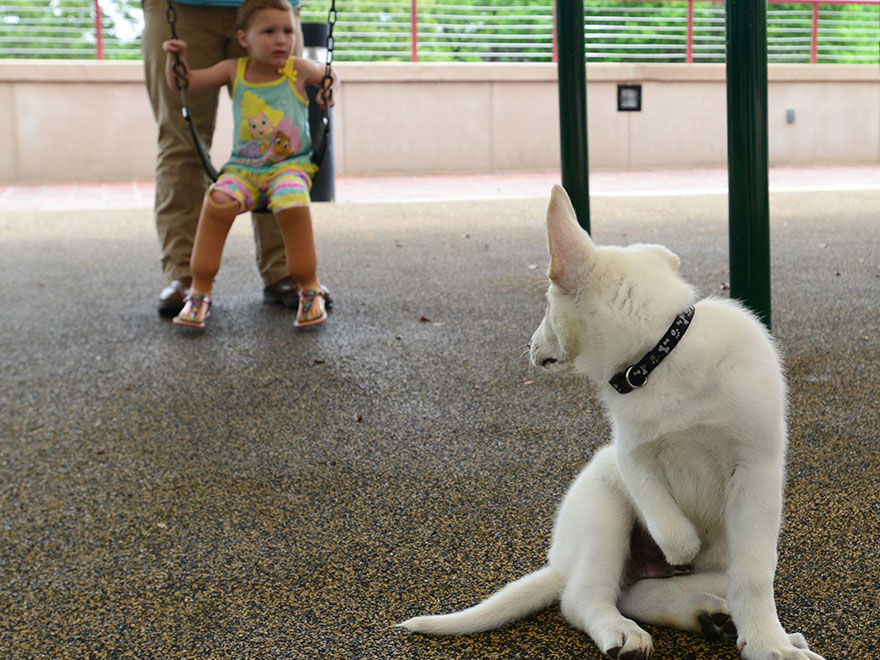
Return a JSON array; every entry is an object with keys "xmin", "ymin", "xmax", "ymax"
[
  {"xmin": 94, "ymin": 0, "xmax": 104, "ymax": 60},
  {"xmin": 411, "ymin": 0, "xmax": 418, "ymax": 62}
]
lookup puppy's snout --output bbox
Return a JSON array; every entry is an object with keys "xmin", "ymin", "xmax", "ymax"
[{"xmin": 541, "ymin": 357, "xmax": 558, "ymax": 367}]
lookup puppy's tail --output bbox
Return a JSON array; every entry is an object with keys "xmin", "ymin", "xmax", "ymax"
[{"xmin": 397, "ymin": 565, "xmax": 564, "ymax": 635}]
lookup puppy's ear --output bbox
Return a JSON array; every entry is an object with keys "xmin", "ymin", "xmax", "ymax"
[
  {"xmin": 546, "ymin": 185, "xmax": 595, "ymax": 292},
  {"xmin": 647, "ymin": 244, "xmax": 681, "ymax": 271}
]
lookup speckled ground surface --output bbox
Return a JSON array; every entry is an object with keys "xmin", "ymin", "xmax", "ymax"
[{"xmin": 1, "ymin": 191, "xmax": 878, "ymax": 660}]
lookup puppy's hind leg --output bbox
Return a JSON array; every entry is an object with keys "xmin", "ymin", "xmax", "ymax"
[
  {"xmin": 552, "ymin": 454, "xmax": 653, "ymax": 659},
  {"xmin": 618, "ymin": 571, "xmax": 737, "ymax": 643}
]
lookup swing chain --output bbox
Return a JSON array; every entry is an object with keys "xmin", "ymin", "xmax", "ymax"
[
  {"xmin": 165, "ymin": 1, "xmax": 189, "ymax": 91},
  {"xmin": 318, "ymin": 0, "xmax": 336, "ymax": 111},
  {"xmin": 163, "ymin": 0, "xmax": 218, "ymax": 180}
]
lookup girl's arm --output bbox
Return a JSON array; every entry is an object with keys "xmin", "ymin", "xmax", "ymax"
[
  {"xmin": 294, "ymin": 57, "xmax": 339, "ymax": 107},
  {"xmin": 162, "ymin": 39, "xmax": 236, "ymax": 94}
]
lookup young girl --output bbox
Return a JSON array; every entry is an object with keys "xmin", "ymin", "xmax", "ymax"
[{"xmin": 163, "ymin": 0, "xmax": 336, "ymax": 330}]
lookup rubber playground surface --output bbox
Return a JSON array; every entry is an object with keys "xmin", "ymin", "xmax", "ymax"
[{"xmin": 1, "ymin": 168, "xmax": 878, "ymax": 659}]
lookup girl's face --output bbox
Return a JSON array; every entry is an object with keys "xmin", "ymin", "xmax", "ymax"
[{"xmin": 238, "ymin": 8, "xmax": 295, "ymax": 69}]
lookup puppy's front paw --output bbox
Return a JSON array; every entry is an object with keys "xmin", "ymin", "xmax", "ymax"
[
  {"xmin": 596, "ymin": 619, "xmax": 653, "ymax": 660},
  {"xmin": 738, "ymin": 632, "xmax": 826, "ymax": 660},
  {"xmin": 651, "ymin": 519, "xmax": 701, "ymax": 566}
]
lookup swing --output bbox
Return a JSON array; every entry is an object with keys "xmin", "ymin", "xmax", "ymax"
[{"xmin": 164, "ymin": 0, "xmax": 336, "ymax": 185}]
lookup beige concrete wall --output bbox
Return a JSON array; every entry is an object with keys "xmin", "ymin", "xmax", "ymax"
[{"xmin": 0, "ymin": 60, "xmax": 877, "ymax": 184}]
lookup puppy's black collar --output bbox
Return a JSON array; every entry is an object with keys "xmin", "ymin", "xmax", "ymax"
[{"xmin": 609, "ymin": 306, "xmax": 695, "ymax": 394}]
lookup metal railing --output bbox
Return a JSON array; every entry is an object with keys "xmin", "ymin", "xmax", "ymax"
[
  {"xmin": 0, "ymin": 0, "xmax": 139, "ymax": 59},
  {"xmin": 0, "ymin": 0, "xmax": 877, "ymax": 64}
]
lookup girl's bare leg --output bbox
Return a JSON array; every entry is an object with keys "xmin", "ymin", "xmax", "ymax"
[
  {"xmin": 190, "ymin": 191, "xmax": 240, "ymax": 296},
  {"xmin": 275, "ymin": 207, "xmax": 324, "ymax": 324}
]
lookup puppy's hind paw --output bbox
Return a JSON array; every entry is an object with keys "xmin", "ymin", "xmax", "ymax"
[{"xmin": 698, "ymin": 611, "xmax": 737, "ymax": 643}]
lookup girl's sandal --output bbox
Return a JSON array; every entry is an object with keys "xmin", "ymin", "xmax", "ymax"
[
  {"xmin": 294, "ymin": 288, "xmax": 327, "ymax": 329},
  {"xmin": 173, "ymin": 293, "xmax": 211, "ymax": 330}
]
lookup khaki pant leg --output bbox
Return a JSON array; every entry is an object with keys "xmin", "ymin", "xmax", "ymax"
[
  {"xmin": 142, "ymin": 0, "xmax": 223, "ymax": 282},
  {"xmin": 250, "ymin": 210, "xmax": 289, "ymax": 286},
  {"xmin": 142, "ymin": 0, "xmax": 286, "ymax": 286}
]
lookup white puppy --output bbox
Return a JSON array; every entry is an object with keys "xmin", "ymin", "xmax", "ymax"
[{"xmin": 400, "ymin": 186, "xmax": 824, "ymax": 660}]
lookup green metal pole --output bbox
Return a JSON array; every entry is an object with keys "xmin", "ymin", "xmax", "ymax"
[
  {"xmin": 555, "ymin": 0, "xmax": 590, "ymax": 233},
  {"xmin": 726, "ymin": 0, "xmax": 771, "ymax": 328}
]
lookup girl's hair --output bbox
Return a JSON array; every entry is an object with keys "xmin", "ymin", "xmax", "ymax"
[{"xmin": 236, "ymin": 0, "xmax": 303, "ymax": 57}]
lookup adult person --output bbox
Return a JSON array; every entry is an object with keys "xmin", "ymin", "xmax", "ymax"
[{"xmin": 142, "ymin": 0, "xmax": 303, "ymax": 316}]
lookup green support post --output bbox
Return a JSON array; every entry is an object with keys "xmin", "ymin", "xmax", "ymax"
[
  {"xmin": 555, "ymin": 0, "xmax": 590, "ymax": 233},
  {"xmin": 726, "ymin": 0, "xmax": 772, "ymax": 328}
]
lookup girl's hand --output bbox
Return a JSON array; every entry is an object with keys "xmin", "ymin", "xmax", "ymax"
[
  {"xmin": 162, "ymin": 35, "xmax": 232, "ymax": 93},
  {"xmin": 311, "ymin": 69, "xmax": 338, "ymax": 109},
  {"xmin": 162, "ymin": 38, "xmax": 191, "ymax": 91},
  {"xmin": 162, "ymin": 38, "xmax": 187, "ymax": 57},
  {"xmin": 317, "ymin": 70, "xmax": 339, "ymax": 109}
]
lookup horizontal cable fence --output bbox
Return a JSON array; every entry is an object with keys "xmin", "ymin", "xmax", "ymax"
[
  {"xmin": 0, "ymin": 1, "xmax": 140, "ymax": 59},
  {"xmin": 0, "ymin": 0, "xmax": 877, "ymax": 64}
]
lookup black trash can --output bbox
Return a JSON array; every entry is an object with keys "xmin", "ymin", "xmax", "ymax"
[{"xmin": 302, "ymin": 22, "xmax": 335, "ymax": 202}]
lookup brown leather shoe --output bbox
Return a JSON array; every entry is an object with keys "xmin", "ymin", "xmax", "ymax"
[
  {"xmin": 158, "ymin": 277, "xmax": 192, "ymax": 317},
  {"xmin": 263, "ymin": 275, "xmax": 299, "ymax": 308}
]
